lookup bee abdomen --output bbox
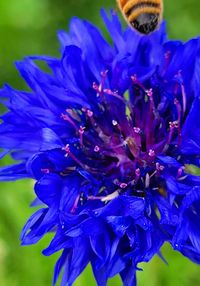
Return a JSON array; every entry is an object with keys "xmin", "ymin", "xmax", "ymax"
[
  {"xmin": 121, "ymin": 0, "xmax": 162, "ymax": 35},
  {"xmin": 122, "ymin": 1, "xmax": 160, "ymax": 15}
]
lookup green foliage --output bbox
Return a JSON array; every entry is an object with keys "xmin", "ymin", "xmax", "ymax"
[
  {"xmin": 0, "ymin": 1, "xmax": 200, "ymax": 285},
  {"xmin": 185, "ymin": 164, "xmax": 200, "ymax": 176}
]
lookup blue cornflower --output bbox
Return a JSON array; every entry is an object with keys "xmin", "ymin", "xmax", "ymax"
[{"xmin": 0, "ymin": 9, "xmax": 200, "ymax": 286}]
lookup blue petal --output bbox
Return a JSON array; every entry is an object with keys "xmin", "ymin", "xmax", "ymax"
[
  {"xmin": 97, "ymin": 196, "xmax": 145, "ymax": 218},
  {"xmin": 34, "ymin": 173, "xmax": 62, "ymax": 207},
  {"xmin": 53, "ymin": 250, "xmax": 69, "ymax": 286},
  {"xmin": 90, "ymin": 232, "xmax": 110, "ymax": 262},
  {"xmin": 182, "ymin": 96, "xmax": 200, "ymax": 149},
  {"xmin": 120, "ymin": 263, "xmax": 137, "ymax": 286},
  {"xmin": 0, "ymin": 162, "xmax": 28, "ymax": 181},
  {"xmin": 68, "ymin": 237, "xmax": 91, "ymax": 286}
]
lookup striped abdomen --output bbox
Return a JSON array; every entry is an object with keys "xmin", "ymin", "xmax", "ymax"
[{"xmin": 117, "ymin": 0, "xmax": 163, "ymax": 35}]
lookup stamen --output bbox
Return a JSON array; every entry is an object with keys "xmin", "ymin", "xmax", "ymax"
[
  {"xmin": 133, "ymin": 127, "xmax": 141, "ymax": 134},
  {"xmin": 62, "ymin": 144, "xmax": 84, "ymax": 167},
  {"xmin": 146, "ymin": 88, "xmax": 153, "ymax": 98},
  {"xmin": 87, "ymin": 190, "xmax": 119, "ymax": 202},
  {"xmin": 93, "ymin": 70, "xmax": 108, "ymax": 97},
  {"xmin": 101, "ymin": 190, "xmax": 119, "ymax": 202},
  {"xmin": 164, "ymin": 51, "xmax": 171, "ymax": 60},
  {"xmin": 131, "ymin": 75, "xmax": 145, "ymax": 90},
  {"xmin": 174, "ymin": 70, "xmax": 187, "ymax": 114},
  {"xmin": 148, "ymin": 149, "xmax": 155, "ymax": 157},
  {"xmin": 163, "ymin": 121, "xmax": 179, "ymax": 152},
  {"xmin": 135, "ymin": 168, "xmax": 141, "ymax": 180},
  {"xmin": 71, "ymin": 194, "xmax": 81, "ymax": 214},
  {"xmin": 88, "ymin": 195, "xmax": 104, "ymax": 200},
  {"xmin": 169, "ymin": 121, "xmax": 179, "ymax": 129},
  {"xmin": 168, "ymin": 121, "xmax": 176, "ymax": 140},
  {"xmin": 101, "ymin": 70, "xmax": 108, "ymax": 79},
  {"xmin": 62, "ymin": 144, "xmax": 70, "ymax": 157},
  {"xmin": 93, "ymin": 82, "xmax": 102, "ymax": 97},
  {"xmin": 41, "ymin": 168, "xmax": 50, "ymax": 174},
  {"xmin": 149, "ymin": 170, "xmax": 157, "ymax": 179},
  {"xmin": 181, "ymin": 84, "xmax": 187, "ymax": 114},
  {"xmin": 146, "ymin": 88, "xmax": 158, "ymax": 117},
  {"xmin": 103, "ymin": 88, "xmax": 125, "ymax": 102},
  {"xmin": 61, "ymin": 113, "xmax": 78, "ymax": 130},
  {"xmin": 81, "ymin": 107, "xmax": 87, "ymax": 112},
  {"xmin": 163, "ymin": 117, "xmax": 182, "ymax": 153},
  {"xmin": 156, "ymin": 163, "xmax": 165, "ymax": 171},
  {"xmin": 119, "ymin": 182, "xmax": 128, "ymax": 189},
  {"xmin": 94, "ymin": 145, "xmax": 100, "ymax": 152},
  {"xmin": 87, "ymin": 110, "xmax": 93, "ymax": 117},
  {"xmin": 82, "ymin": 107, "xmax": 94, "ymax": 118},
  {"xmin": 79, "ymin": 126, "xmax": 85, "ymax": 134},
  {"xmin": 145, "ymin": 173, "xmax": 150, "ymax": 188},
  {"xmin": 174, "ymin": 98, "xmax": 182, "ymax": 122},
  {"xmin": 112, "ymin": 120, "xmax": 118, "ymax": 126},
  {"xmin": 177, "ymin": 166, "xmax": 185, "ymax": 179},
  {"xmin": 79, "ymin": 126, "xmax": 85, "ymax": 146},
  {"xmin": 177, "ymin": 175, "xmax": 188, "ymax": 181}
]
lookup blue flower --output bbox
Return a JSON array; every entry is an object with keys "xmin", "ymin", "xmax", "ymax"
[{"xmin": 0, "ymin": 10, "xmax": 200, "ymax": 286}]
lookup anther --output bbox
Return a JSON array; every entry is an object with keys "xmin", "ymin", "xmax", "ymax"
[
  {"xmin": 177, "ymin": 166, "xmax": 185, "ymax": 178},
  {"xmin": 41, "ymin": 168, "xmax": 50, "ymax": 174},
  {"xmin": 92, "ymin": 82, "xmax": 98, "ymax": 90},
  {"xmin": 146, "ymin": 88, "xmax": 153, "ymax": 97},
  {"xmin": 87, "ymin": 110, "xmax": 93, "ymax": 117},
  {"xmin": 100, "ymin": 70, "xmax": 108, "ymax": 78},
  {"xmin": 93, "ymin": 82, "xmax": 102, "ymax": 97},
  {"xmin": 133, "ymin": 127, "xmax": 141, "ymax": 134},
  {"xmin": 135, "ymin": 168, "xmax": 141, "ymax": 178},
  {"xmin": 94, "ymin": 145, "xmax": 100, "ymax": 152},
  {"xmin": 112, "ymin": 120, "xmax": 118, "ymax": 126},
  {"xmin": 148, "ymin": 149, "xmax": 155, "ymax": 157},
  {"xmin": 131, "ymin": 74, "xmax": 137, "ymax": 82},
  {"xmin": 82, "ymin": 107, "xmax": 87, "ymax": 112},
  {"xmin": 156, "ymin": 163, "xmax": 165, "ymax": 171},
  {"xmin": 62, "ymin": 144, "xmax": 70, "ymax": 157},
  {"xmin": 174, "ymin": 98, "xmax": 179, "ymax": 105},
  {"xmin": 169, "ymin": 121, "xmax": 179, "ymax": 129},
  {"xmin": 119, "ymin": 183, "xmax": 128, "ymax": 189},
  {"xmin": 79, "ymin": 126, "xmax": 85, "ymax": 135}
]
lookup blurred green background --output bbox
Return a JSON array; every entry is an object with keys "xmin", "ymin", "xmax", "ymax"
[{"xmin": 0, "ymin": 0, "xmax": 200, "ymax": 285}]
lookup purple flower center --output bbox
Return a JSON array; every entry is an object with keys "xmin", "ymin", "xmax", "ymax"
[{"xmin": 53, "ymin": 55, "xmax": 188, "ymax": 208}]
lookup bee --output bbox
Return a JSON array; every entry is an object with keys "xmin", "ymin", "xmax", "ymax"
[{"xmin": 116, "ymin": 0, "xmax": 163, "ymax": 35}]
